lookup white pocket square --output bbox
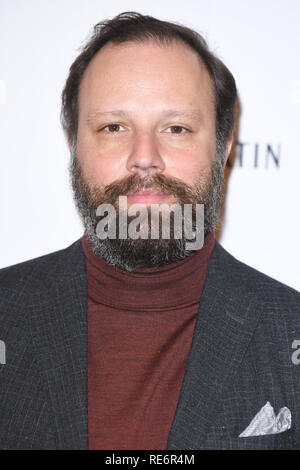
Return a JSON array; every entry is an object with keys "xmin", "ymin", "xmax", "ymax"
[{"xmin": 239, "ymin": 401, "xmax": 292, "ymax": 437}]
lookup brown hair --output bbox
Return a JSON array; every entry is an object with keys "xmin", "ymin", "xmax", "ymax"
[{"xmin": 61, "ymin": 11, "xmax": 237, "ymax": 161}]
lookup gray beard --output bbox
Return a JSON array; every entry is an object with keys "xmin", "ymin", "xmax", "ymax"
[{"xmin": 70, "ymin": 149, "xmax": 225, "ymax": 272}]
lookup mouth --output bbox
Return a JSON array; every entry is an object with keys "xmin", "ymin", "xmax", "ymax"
[{"xmin": 126, "ymin": 189, "xmax": 169, "ymax": 205}]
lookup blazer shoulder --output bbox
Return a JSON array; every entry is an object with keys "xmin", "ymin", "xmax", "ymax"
[
  {"xmin": 211, "ymin": 241, "xmax": 300, "ymax": 304},
  {"xmin": 0, "ymin": 238, "xmax": 85, "ymax": 293}
]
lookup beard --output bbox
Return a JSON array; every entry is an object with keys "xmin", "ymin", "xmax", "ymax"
[{"xmin": 70, "ymin": 148, "xmax": 225, "ymax": 272}]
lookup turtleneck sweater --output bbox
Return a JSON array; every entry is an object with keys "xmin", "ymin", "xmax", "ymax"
[{"xmin": 82, "ymin": 232, "xmax": 215, "ymax": 450}]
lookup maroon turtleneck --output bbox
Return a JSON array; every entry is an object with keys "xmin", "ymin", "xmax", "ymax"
[{"xmin": 82, "ymin": 232, "xmax": 215, "ymax": 450}]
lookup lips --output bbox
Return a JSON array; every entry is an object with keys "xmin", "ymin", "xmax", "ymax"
[{"xmin": 126, "ymin": 190, "xmax": 169, "ymax": 205}]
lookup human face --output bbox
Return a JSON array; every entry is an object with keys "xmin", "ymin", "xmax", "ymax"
[{"xmin": 75, "ymin": 39, "xmax": 217, "ymax": 205}]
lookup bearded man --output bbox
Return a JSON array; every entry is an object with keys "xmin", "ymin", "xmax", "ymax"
[{"xmin": 0, "ymin": 12, "xmax": 299, "ymax": 450}]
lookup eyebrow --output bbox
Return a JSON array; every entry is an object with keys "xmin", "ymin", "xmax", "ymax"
[{"xmin": 86, "ymin": 109, "xmax": 204, "ymax": 124}]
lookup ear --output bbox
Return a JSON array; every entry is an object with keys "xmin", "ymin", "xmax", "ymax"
[{"xmin": 223, "ymin": 135, "xmax": 234, "ymax": 168}]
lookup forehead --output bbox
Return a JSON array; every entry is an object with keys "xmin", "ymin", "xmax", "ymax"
[{"xmin": 78, "ymin": 39, "xmax": 215, "ymax": 116}]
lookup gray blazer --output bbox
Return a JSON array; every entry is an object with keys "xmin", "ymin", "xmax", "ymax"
[{"xmin": 0, "ymin": 238, "xmax": 299, "ymax": 449}]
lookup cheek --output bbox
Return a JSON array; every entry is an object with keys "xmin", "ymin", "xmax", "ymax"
[
  {"xmin": 164, "ymin": 145, "xmax": 215, "ymax": 186},
  {"xmin": 76, "ymin": 139, "xmax": 127, "ymax": 186}
]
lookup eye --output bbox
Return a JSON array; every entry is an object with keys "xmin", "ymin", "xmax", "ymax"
[
  {"xmin": 165, "ymin": 126, "xmax": 189, "ymax": 135},
  {"xmin": 100, "ymin": 124, "xmax": 125, "ymax": 133}
]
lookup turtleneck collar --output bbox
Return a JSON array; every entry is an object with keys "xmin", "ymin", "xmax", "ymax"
[{"xmin": 82, "ymin": 232, "xmax": 215, "ymax": 311}]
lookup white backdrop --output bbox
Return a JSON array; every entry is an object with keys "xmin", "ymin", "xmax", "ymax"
[{"xmin": 0, "ymin": 0, "xmax": 299, "ymax": 290}]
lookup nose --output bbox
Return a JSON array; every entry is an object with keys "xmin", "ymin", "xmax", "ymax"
[{"xmin": 126, "ymin": 131, "xmax": 165, "ymax": 177}]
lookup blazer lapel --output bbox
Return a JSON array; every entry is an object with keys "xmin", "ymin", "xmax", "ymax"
[
  {"xmin": 30, "ymin": 239, "xmax": 88, "ymax": 449},
  {"xmin": 166, "ymin": 241, "xmax": 264, "ymax": 449}
]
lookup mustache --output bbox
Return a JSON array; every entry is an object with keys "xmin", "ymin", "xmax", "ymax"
[{"xmin": 88, "ymin": 172, "xmax": 201, "ymax": 207}]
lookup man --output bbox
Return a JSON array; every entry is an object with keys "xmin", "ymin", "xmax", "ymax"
[{"xmin": 0, "ymin": 12, "xmax": 299, "ymax": 450}]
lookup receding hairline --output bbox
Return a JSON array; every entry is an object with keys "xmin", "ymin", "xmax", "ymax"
[
  {"xmin": 79, "ymin": 36, "xmax": 216, "ymax": 110},
  {"xmin": 85, "ymin": 35, "xmax": 212, "ymax": 75}
]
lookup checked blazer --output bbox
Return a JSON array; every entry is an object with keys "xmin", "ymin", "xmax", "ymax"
[{"xmin": 0, "ymin": 238, "xmax": 300, "ymax": 449}]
